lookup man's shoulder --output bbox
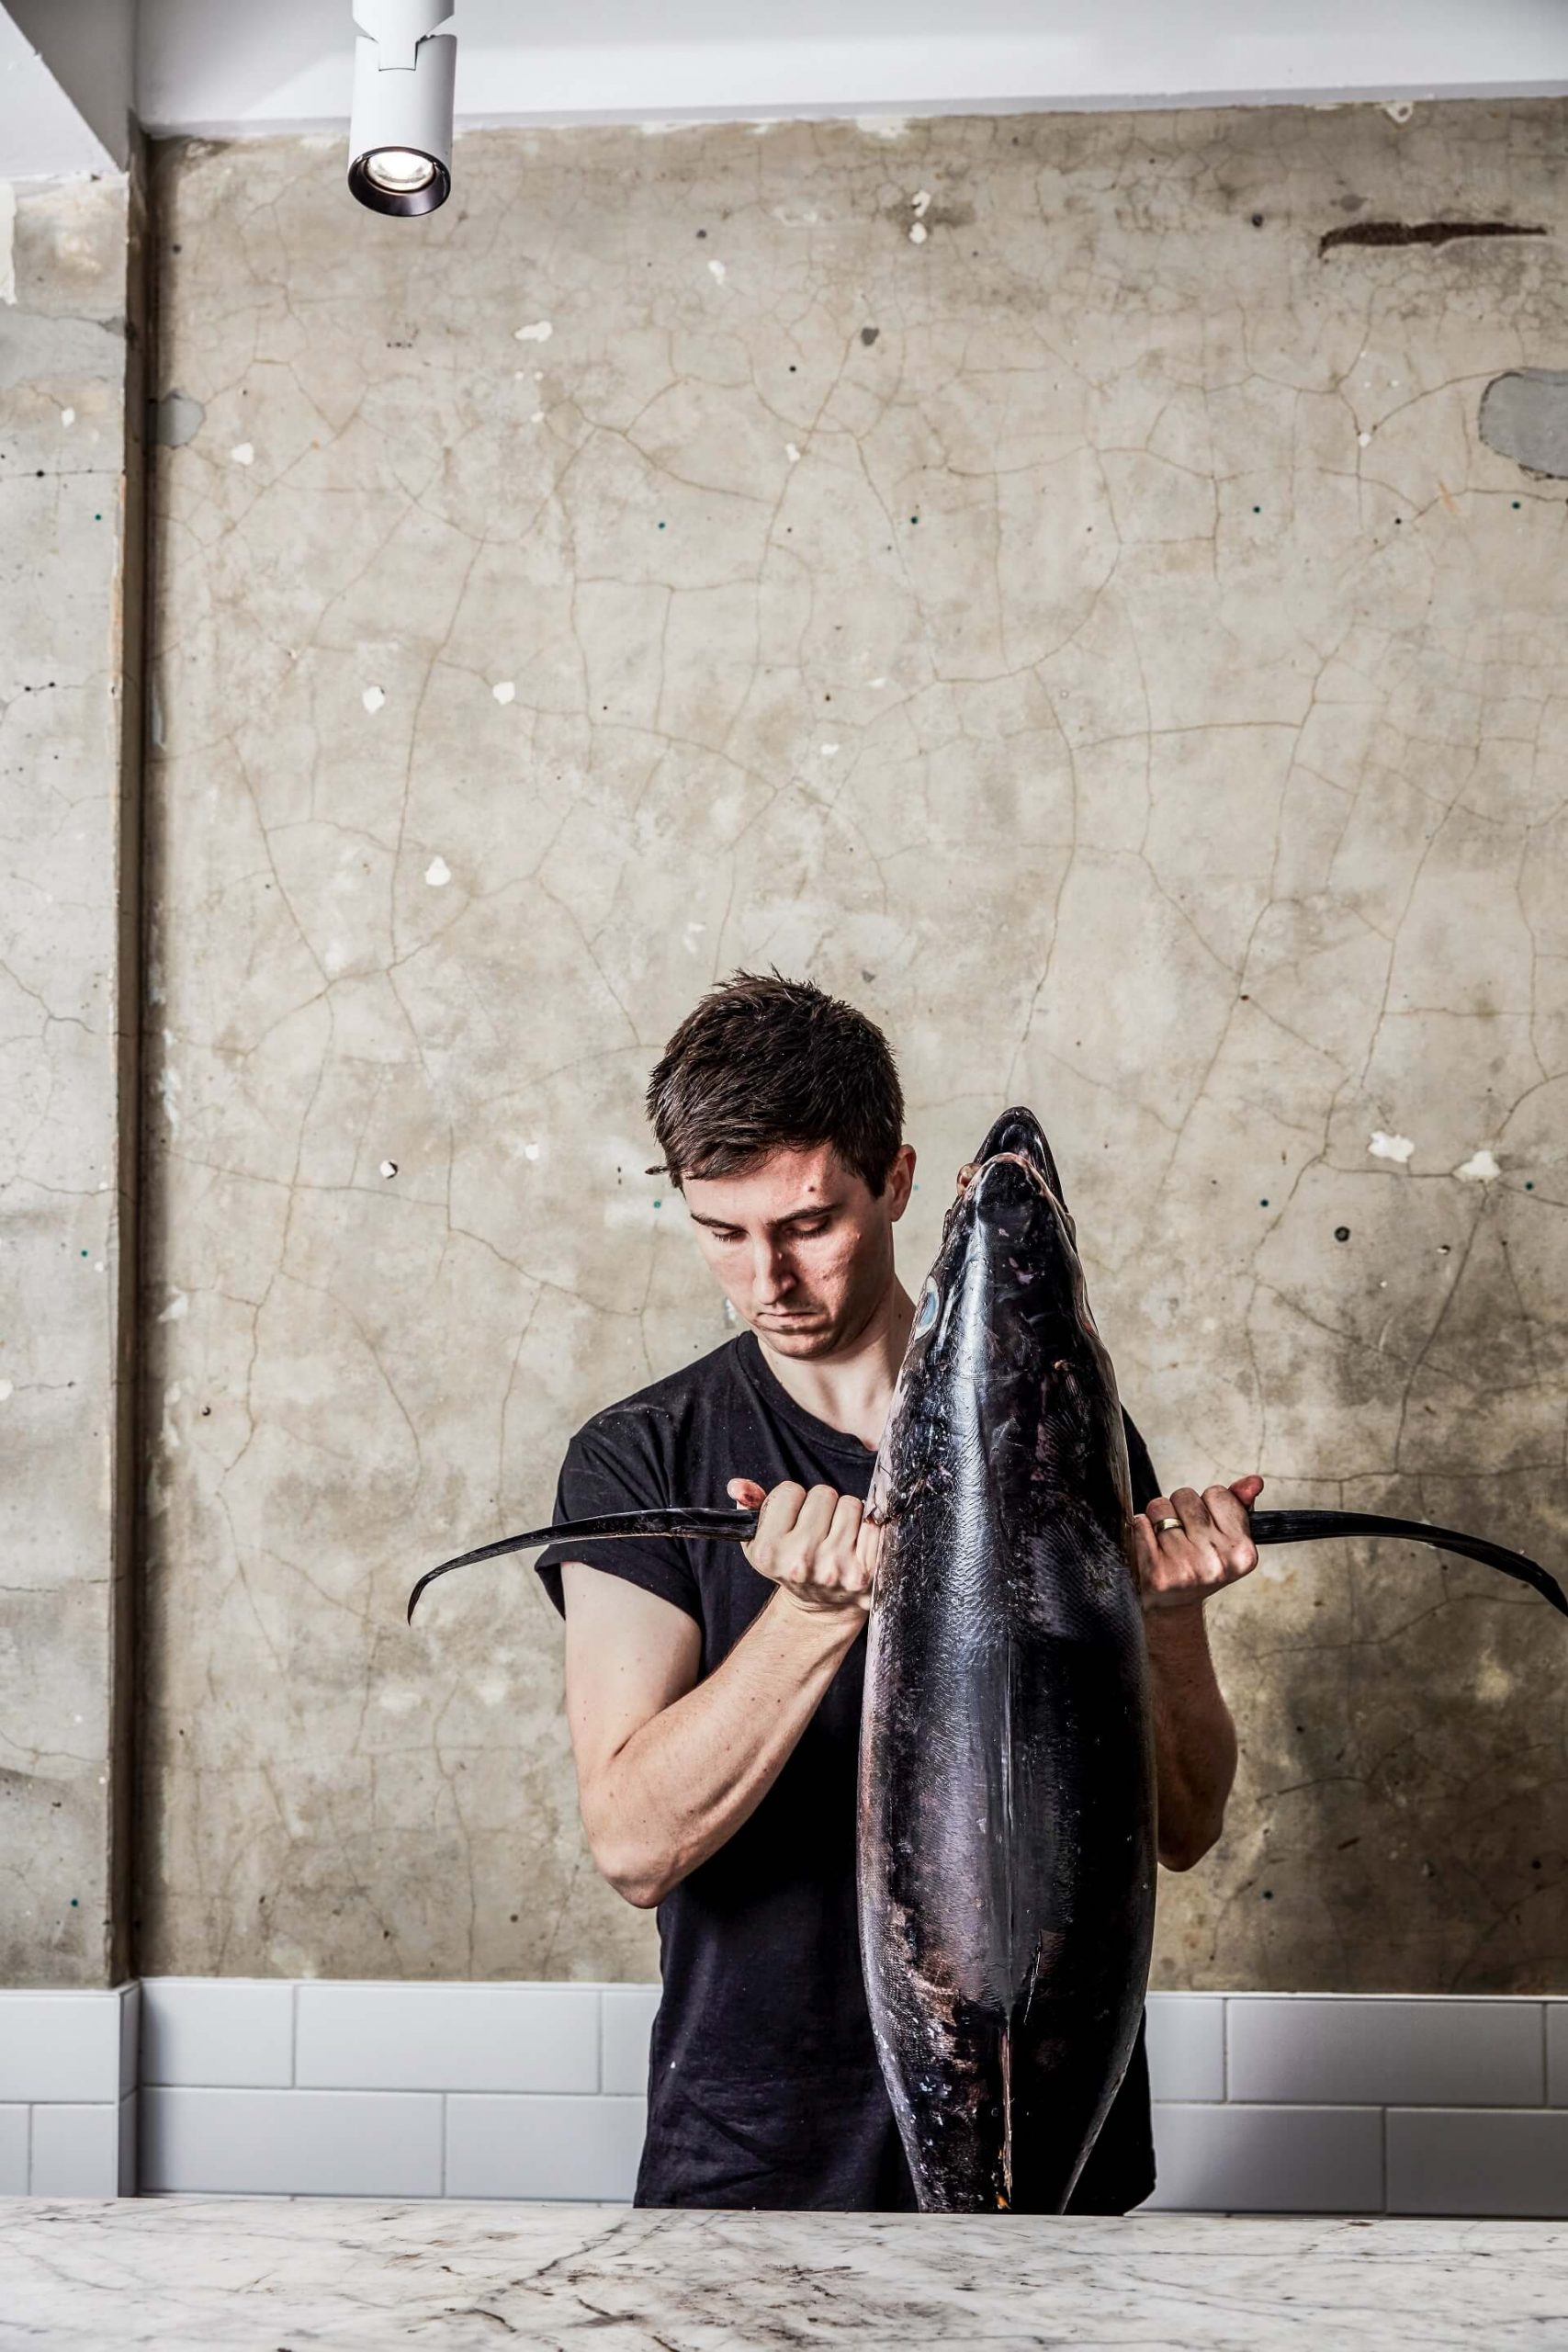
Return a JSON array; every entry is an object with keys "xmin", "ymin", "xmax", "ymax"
[{"xmin": 570, "ymin": 1334, "xmax": 750, "ymax": 1455}]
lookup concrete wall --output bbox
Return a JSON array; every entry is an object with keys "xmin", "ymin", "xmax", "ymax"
[
  {"xmin": 0, "ymin": 169, "xmax": 145, "ymax": 1984},
  {"xmin": 139, "ymin": 103, "xmax": 1568, "ymax": 1990}
]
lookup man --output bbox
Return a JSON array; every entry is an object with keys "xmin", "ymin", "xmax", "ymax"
[{"xmin": 535, "ymin": 973, "xmax": 1262, "ymax": 2212}]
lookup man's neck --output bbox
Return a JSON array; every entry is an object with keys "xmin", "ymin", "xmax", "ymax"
[{"xmin": 752, "ymin": 1280, "xmax": 916, "ymax": 1454}]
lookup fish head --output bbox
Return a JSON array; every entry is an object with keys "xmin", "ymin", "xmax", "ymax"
[{"xmin": 871, "ymin": 1110, "xmax": 1112, "ymax": 1532}]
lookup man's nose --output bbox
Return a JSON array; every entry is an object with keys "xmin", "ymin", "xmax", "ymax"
[{"xmin": 752, "ymin": 1237, "xmax": 795, "ymax": 1296}]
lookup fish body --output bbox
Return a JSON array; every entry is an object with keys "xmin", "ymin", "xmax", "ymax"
[{"xmin": 857, "ymin": 1108, "xmax": 1156, "ymax": 2212}]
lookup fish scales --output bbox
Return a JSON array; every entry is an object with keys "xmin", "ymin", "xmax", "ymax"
[{"xmin": 858, "ymin": 1108, "xmax": 1156, "ymax": 2211}]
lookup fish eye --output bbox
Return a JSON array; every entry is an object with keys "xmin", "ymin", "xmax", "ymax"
[{"xmin": 914, "ymin": 1282, "xmax": 940, "ymax": 1337}]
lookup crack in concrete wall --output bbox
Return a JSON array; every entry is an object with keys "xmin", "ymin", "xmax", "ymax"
[{"xmin": 132, "ymin": 101, "xmax": 1568, "ymax": 1992}]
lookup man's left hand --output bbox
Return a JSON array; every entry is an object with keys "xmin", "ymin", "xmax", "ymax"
[{"xmin": 1134, "ymin": 1476, "xmax": 1264, "ymax": 1612}]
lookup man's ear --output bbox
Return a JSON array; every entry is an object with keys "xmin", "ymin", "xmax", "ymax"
[{"xmin": 886, "ymin": 1142, "xmax": 916, "ymax": 1222}]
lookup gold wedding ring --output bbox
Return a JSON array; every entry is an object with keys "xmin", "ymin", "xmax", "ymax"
[{"xmin": 1155, "ymin": 1516, "xmax": 1183, "ymax": 1533}]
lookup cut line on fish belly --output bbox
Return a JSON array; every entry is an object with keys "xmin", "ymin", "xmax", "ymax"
[{"xmin": 406, "ymin": 1506, "xmax": 1568, "ymax": 1622}]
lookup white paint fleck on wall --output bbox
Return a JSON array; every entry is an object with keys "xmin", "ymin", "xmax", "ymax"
[
  {"xmin": 361, "ymin": 684, "xmax": 385, "ymax": 713},
  {"xmin": 785, "ymin": 443, "xmax": 801, "ymax": 464},
  {"xmin": 513, "ymin": 319, "xmax": 553, "ymax": 343},
  {"xmin": 230, "ymin": 441, "xmax": 254, "ymax": 466},
  {"xmin": 61, "ymin": 406, "xmax": 74, "ymax": 427},
  {"xmin": 0, "ymin": 183, "xmax": 14, "ymax": 306},
  {"xmin": 0, "ymin": 1380, "xmax": 13, "ymax": 1405},
  {"xmin": 707, "ymin": 257, "xmax": 727, "ymax": 284},
  {"xmin": 156, "ymin": 1292, "xmax": 188, "ymax": 1323},
  {"xmin": 1369, "ymin": 1131, "xmax": 1416, "ymax": 1164},
  {"xmin": 492, "ymin": 680, "xmax": 515, "ymax": 704},
  {"xmin": 1455, "ymin": 1148, "xmax": 1500, "ymax": 1182},
  {"xmin": 424, "ymin": 854, "xmax": 451, "ymax": 887}
]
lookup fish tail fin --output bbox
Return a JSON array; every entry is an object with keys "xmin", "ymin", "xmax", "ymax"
[{"xmin": 1249, "ymin": 1510, "xmax": 1568, "ymax": 1618}]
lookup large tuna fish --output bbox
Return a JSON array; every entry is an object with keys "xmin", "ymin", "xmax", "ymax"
[
  {"xmin": 406, "ymin": 1107, "xmax": 1565, "ymax": 2210},
  {"xmin": 856, "ymin": 1104, "xmax": 1153, "ymax": 2212}
]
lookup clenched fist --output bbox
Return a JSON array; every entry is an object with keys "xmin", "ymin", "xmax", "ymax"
[{"xmin": 728, "ymin": 1477, "xmax": 880, "ymax": 1619}]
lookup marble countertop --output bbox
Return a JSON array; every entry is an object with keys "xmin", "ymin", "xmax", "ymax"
[{"xmin": 0, "ymin": 2200, "xmax": 1564, "ymax": 2348}]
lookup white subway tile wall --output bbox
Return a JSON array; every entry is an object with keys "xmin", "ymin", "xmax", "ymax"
[
  {"xmin": 1145, "ymin": 2103, "xmax": 1385, "ymax": 2214},
  {"xmin": 141, "ymin": 1980, "xmax": 293, "ymax": 2087},
  {"xmin": 29, "ymin": 2104, "xmax": 126, "ymax": 2199},
  {"xmin": 0, "ymin": 1985, "xmax": 1562, "ymax": 2209},
  {"xmin": 0, "ymin": 1986, "xmax": 139, "ymax": 2192},
  {"xmin": 1226, "ymin": 1996, "xmax": 1544, "ymax": 2108},
  {"xmin": 0, "ymin": 2106, "xmax": 28, "ymax": 2196},
  {"xmin": 141, "ymin": 2087, "xmax": 445, "ymax": 2198},
  {"xmin": 602, "ymin": 1984, "xmax": 662, "ymax": 2097},
  {"xmin": 0, "ymin": 1989, "xmax": 130, "ymax": 2104},
  {"xmin": 1144, "ymin": 1993, "xmax": 1225, "ymax": 2102},
  {"xmin": 295, "ymin": 1983, "xmax": 600, "ymax": 2095},
  {"xmin": 1387, "ymin": 2109, "xmax": 1568, "ymax": 2218},
  {"xmin": 446, "ymin": 2094, "xmax": 648, "ymax": 2201}
]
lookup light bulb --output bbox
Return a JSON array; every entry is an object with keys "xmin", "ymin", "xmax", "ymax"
[{"xmin": 364, "ymin": 148, "xmax": 436, "ymax": 195}]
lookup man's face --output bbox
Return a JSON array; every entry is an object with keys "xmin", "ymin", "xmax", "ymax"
[{"xmin": 681, "ymin": 1141, "xmax": 915, "ymax": 1358}]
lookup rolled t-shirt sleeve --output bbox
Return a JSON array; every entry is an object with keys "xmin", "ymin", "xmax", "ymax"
[{"xmin": 533, "ymin": 1410, "xmax": 701, "ymax": 1624}]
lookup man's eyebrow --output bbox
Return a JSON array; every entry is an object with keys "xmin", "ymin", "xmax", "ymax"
[{"xmin": 688, "ymin": 1200, "xmax": 842, "ymax": 1232}]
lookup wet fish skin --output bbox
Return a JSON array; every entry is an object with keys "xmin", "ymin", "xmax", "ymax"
[{"xmin": 858, "ymin": 1108, "xmax": 1156, "ymax": 2212}]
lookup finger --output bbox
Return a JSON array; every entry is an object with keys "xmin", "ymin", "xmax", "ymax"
[
  {"xmin": 757, "ymin": 1480, "xmax": 807, "ymax": 1538},
  {"xmin": 955, "ymin": 1162, "xmax": 979, "ymax": 1193},
  {"xmin": 1146, "ymin": 1495, "xmax": 1187, "ymax": 1544},
  {"xmin": 728, "ymin": 1477, "xmax": 767, "ymax": 1509},
  {"xmin": 1202, "ymin": 1483, "xmax": 1259, "ymax": 1572},
  {"xmin": 818, "ymin": 1493, "xmax": 864, "ymax": 1587},
  {"xmin": 850, "ymin": 1514, "xmax": 884, "ymax": 1590},
  {"xmin": 1230, "ymin": 1474, "xmax": 1265, "ymax": 1508},
  {"xmin": 1130, "ymin": 1511, "xmax": 1162, "ymax": 1582},
  {"xmin": 829, "ymin": 1491, "xmax": 864, "ymax": 1544},
  {"xmin": 745, "ymin": 1481, "xmax": 807, "ymax": 1570},
  {"xmin": 795, "ymin": 1485, "xmax": 842, "ymax": 1553},
  {"xmin": 1169, "ymin": 1487, "xmax": 1210, "ymax": 1542}
]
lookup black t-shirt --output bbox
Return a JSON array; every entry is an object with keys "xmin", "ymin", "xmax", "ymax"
[{"xmin": 535, "ymin": 1329, "xmax": 1160, "ymax": 2214}]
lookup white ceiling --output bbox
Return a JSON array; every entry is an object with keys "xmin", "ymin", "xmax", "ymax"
[{"xmin": 4, "ymin": 0, "xmax": 1568, "ymax": 182}]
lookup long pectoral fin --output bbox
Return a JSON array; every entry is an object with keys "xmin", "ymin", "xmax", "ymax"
[
  {"xmin": 1249, "ymin": 1509, "xmax": 1567, "ymax": 1618},
  {"xmin": 406, "ymin": 1506, "xmax": 761, "ymax": 1623}
]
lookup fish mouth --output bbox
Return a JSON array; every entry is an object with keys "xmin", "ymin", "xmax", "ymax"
[{"xmin": 972, "ymin": 1106, "xmax": 1069, "ymax": 1208}]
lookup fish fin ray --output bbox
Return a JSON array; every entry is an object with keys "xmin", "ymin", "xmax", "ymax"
[{"xmin": 1249, "ymin": 1510, "xmax": 1567, "ymax": 1617}]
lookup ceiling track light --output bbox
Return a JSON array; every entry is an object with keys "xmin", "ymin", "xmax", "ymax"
[{"xmin": 348, "ymin": 0, "xmax": 457, "ymax": 218}]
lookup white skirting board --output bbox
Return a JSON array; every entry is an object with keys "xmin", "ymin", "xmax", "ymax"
[{"xmin": 1, "ymin": 1983, "xmax": 1563, "ymax": 2211}]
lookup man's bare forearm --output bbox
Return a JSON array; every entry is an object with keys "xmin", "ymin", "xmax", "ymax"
[
  {"xmin": 584, "ymin": 1591, "xmax": 863, "ymax": 1907},
  {"xmin": 1145, "ymin": 1605, "xmax": 1237, "ymax": 1870}
]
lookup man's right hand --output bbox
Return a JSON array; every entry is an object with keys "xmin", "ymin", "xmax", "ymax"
[{"xmin": 727, "ymin": 1478, "xmax": 879, "ymax": 1618}]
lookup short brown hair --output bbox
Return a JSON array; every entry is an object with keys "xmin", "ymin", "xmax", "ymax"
[{"xmin": 646, "ymin": 971, "xmax": 905, "ymax": 1195}]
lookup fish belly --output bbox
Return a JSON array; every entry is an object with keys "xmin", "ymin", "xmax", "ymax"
[{"xmin": 859, "ymin": 1519, "xmax": 1156, "ymax": 2213}]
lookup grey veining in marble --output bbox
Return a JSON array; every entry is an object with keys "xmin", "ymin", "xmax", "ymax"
[{"xmin": 0, "ymin": 2200, "xmax": 1565, "ymax": 2349}]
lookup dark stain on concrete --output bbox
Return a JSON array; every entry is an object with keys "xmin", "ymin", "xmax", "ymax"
[
  {"xmin": 149, "ymin": 389, "xmax": 205, "ymax": 447},
  {"xmin": 1479, "ymin": 369, "xmax": 1568, "ymax": 479},
  {"xmin": 1320, "ymin": 220, "xmax": 1547, "ymax": 258}
]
